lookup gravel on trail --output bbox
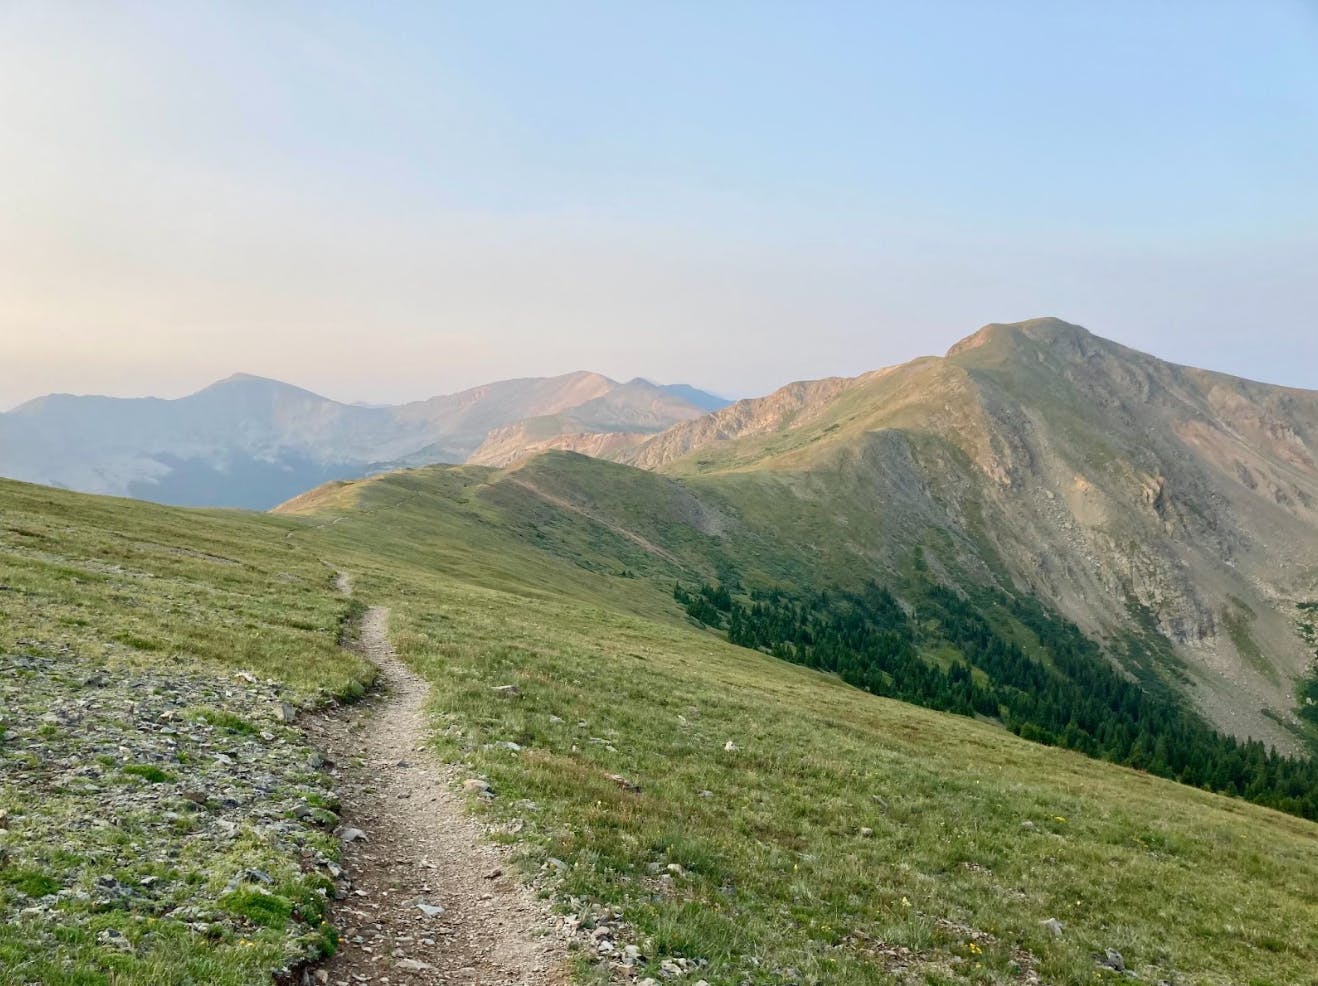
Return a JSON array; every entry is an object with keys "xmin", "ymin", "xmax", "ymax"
[{"xmin": 305, "ymin": 607, "xmax": 571, "ymax": 986}]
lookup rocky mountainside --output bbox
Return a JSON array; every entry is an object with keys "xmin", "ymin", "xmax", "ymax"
[
  {"xmin": 611, "ymin": 318, "xmax": 1318, "ymax": 749},
  {"xmin": 0, "ymin": 371, "xmax": 724, "ymax": 508},
  {"xmin": 466, "ymin": 378, "xmax": 717, "ymax": 467}
]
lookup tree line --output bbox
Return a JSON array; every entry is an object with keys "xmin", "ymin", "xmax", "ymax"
[{"xmin": 675, "ymin": 579, "xmax": 1318, "ymax": 821}]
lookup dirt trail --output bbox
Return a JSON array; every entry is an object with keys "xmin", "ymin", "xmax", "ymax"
[{"xmin": 308, "ymin": 601, "xmax": 569, "ymax": 985}]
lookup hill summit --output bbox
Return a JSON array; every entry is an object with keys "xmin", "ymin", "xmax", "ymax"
[{"xmin": 604, "ymin": 318, "xmax": 1318, "ymax": 749}]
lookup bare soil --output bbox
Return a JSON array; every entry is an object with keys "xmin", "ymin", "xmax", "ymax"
[{"xmin": 307, "ymin": 605, "xmax": 570, "ymax": 985}]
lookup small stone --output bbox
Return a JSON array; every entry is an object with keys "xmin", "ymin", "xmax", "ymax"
[
  {"xmin": 483, "ymin": 867, "xmax": 502, "ymax": 880},
  {"xmin": 463, "ymin": 778, "xmax": 492, "ymax": 795},
  {"xmin": 96, "ymin": 928, "xmax": 134, "ymax": 952},
  {"xmin": 278, "ymin": 702, "xmax": 297, "ymax": 722},
  {"xmin": 396, "ymin": 958, "xmax": 433, "ymax": 972},
  {"xmin": 1098, "ymin": 948, "xmax": 1126, "ymax": 972},
  {"xmin": 606, "ymin": 773, "xmax": 641, "ymax": 792},
  {"xmin": 415, "ymin": 902, "xmax": 445, "ymax": 917}
]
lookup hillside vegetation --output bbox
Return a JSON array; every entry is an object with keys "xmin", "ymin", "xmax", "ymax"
[
  {"xmin": 0, "ymin": 480, "xmax": 372, "ymax": 984},
  {"xmin": 614, "ymin": 319, "xmax": 1318, "ymax": 754},
  {"xmin": 288, "ymin": 462, "xmax": 1318, "ymax": 986},
  {"xmin": 4, "ymin": 314, "xmax": 1318, "ymax": 985}
]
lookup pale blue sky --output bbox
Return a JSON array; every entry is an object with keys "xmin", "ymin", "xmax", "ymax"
[{"xmin": 2, "ymin": 1, "xmax": 1316, "ymax": 407}]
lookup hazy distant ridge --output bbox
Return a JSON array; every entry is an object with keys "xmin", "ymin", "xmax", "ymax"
[{"xmin": 0, "ymin": 371, "xmax": 727, "ymax": 508}]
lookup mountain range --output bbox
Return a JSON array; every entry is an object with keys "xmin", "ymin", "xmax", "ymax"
[
  {"xmin": 5, "ymin": 316, "xmax": 1318, "ymax": 985},
  {"xmin": 282, "ymin": 318, "xmax": 1318, "ymax": 754},
  {"xmin": 5, "ymin": 318, "xmax": 1316, "ymax": 750},
  {"xmin": 0, "ymin": 371, "xmax": 727, "ymax": 508}
]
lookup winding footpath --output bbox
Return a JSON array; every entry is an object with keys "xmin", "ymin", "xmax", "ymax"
[{"xmin": 307, "ymin": 592, "xmax": 569, "ymax": 985}]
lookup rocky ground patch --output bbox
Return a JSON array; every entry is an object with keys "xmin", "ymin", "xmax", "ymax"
[{"xmin": 0, "ymin": 648, "xmax": 345, "ymax": 985}]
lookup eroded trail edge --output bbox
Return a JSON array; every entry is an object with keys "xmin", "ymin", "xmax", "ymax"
[{"xmin": 308, "ymin": 604, "xmax": 569, "ymax": 985}]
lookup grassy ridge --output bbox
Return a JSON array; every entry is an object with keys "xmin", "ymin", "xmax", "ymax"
[
  {"xmin": 4, "ymin": 464, "xmax": 1318, "ymax": 985},
  {"xmin": 0, "ymin": 479, "xmax": 374, "ymax": 985},
  {"xmin": 301, "ymin": 469, "xmax": 1318, "ymax": 986},
  {"xmin": 337, "ymin": 565, "xmax": 1317, "ymax": 986},
  {"xmin": 0, "ymin": 479, "xmax": 372, "ymax": 698}
]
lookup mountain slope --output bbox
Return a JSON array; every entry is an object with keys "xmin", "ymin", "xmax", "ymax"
[
  {"xmin": 4, "ymin": 453, "xmax": 1317, "ymax": 982},
  {"xmin": 466, "ymin": 377, "xmax": 717, "ymax": 467},
  {"xmin": 277, "ymin": 462, "xmax": 1318, "ymax": 985},
  {"xmin": 607, "ymin": 318, "xmax": 1318, "ymax": 750},
  {"xmin": 0, "ymin": 372, "xmax": 719, "ymax": 508}
]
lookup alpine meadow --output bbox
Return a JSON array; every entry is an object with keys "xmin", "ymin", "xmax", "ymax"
[
  {"xmin": 3, "ymin": 5, "xmax": 1318, "ymax": 986},
  {"xmin": 4, "ymin": 319, "xmax": 1318, "ymax": 986}
]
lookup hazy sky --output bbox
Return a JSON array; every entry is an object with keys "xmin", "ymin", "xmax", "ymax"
[{"xmin": 2, "ymin": 2, "xmax": 1317, "ymax": 409}]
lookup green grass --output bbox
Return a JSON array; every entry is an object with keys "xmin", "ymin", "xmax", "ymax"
[
  {"xmin": 0, "ymin": 478, "xmax": 372, "ymax": 985},
  {"xmin": 342, "ymin": 571, "xmax": 1317, "ymax": 986},
  {"xmin": 189, "ymin": 708, "xmax": 260, "ymax": 735},
  {"xmin": 297, "ymin": 467, "xmax": 1318, "ymax": 986},
  {"xmin": 0, "ymin": 479, "xmax": 374, "ymax": 700},
  {"xmin": 3, "ymin": 869, "xmax": 61, "ymax": 898},
  {"xmin": 121, "ymin": 763, "xmax": 176, "ymax": 784},
  {"xmin": 5, "ymin": 462, "xmax": 1318, "ymax": 986}
]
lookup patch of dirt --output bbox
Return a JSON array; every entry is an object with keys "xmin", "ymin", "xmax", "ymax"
[{"xmin": 307, "ymin": 604, "xmax": 570, "ymax": 985}]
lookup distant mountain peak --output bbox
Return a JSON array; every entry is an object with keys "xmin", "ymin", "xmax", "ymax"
[
  {"xmin": 1, "ymin": 367, "xmax": 720, "ymax": 508},
  {"xmin": 946, "ymin": 317, "xmax": 1092, "ymax": 358},
  {"xmin": 204, "ymin": 372, "xmax": 306, "ymax": 390}
]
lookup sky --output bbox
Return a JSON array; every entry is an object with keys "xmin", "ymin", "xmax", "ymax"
[{"xmin": 2, "ymin": 1, "xmax": 1317, "ymax": 410}]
